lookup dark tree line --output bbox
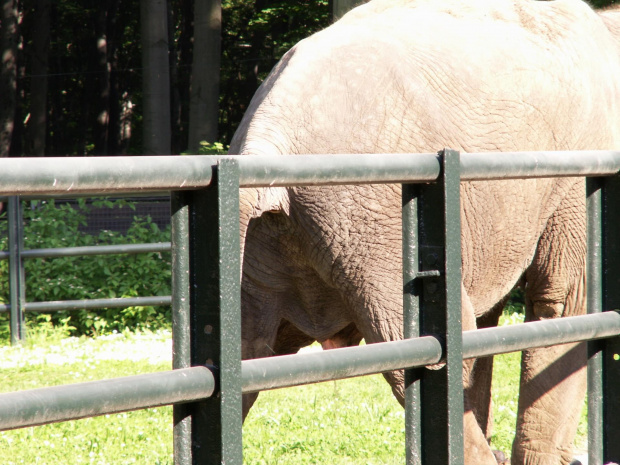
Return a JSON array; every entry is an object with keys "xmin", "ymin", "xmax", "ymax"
[
  {"xmin": 0, "ymin": 0, "xmax": 332, "ymax": 157},
  {"xmin": 0, "ymin": 0, "xmax": 615, "ymax": 157},
  {"xmin": 592, "ymin": 0, "xmax": 618, "ymax": 7}
]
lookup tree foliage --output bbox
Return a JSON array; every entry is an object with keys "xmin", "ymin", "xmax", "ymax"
[
  {"xmin": 220, "ymin": 0, "xmax": 330, "ymax": 143},
  {"xmin": 591, "ymin": 0, "xmax": 618, "ymax": 8}
]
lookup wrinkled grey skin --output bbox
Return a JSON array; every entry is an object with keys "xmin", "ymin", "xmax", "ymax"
[{"xmin": 230, "ymin": 0, "xmax": 620, "ymax": 463}]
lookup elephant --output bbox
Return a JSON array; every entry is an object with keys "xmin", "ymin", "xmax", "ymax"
[{"xmin": 230, "ymin": 0, "xmax": 620, "ymax": 463}]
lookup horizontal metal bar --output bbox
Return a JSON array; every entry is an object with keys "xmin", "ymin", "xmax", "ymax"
[
  {"xmin": 0, "ymin": 151, "xmax": 617, "ymax": 195},
  {"xmin": 241, "ymin": 336, "xmax": 443, "ymax": 393},
  {"xmin": 241, "ymin": 312, "xmax": 620, "ymax": 393},
  {"xmin": 231, "ymin": 151, "xmax": 620, "ymax": 187},
  {"xmin": 0, "ymin": 367, "xmax": 215, "ymax": 431},
  {"xmin": 462, "ymin": 311, "xmax": 620, "ymax": 359},
  {"xmin": 0, "ymin": 242, "xmax": 171, "ymax": 261},
  {"xmin": 460, "ymin": 150, "xmax": 620, "ymax": 181},
  {"xmin": 0, "ymin": 296, "xmax": 172, "ymax": 313},
  {"xmin": 0, "ymin": 193, "xmax": 172, "ymax": 201},
  {"xmin": 0, "ymin": 156, "xmax": 215, "ymax": 195},
  {"xmin": 230, "ymin": 153, "xmax": 442, "ymax": 187}
]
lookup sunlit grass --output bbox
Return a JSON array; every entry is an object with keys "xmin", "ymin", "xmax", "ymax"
[
  {"xmin": 0, "ymin": 360, "xmax": 173, "ymax": 464},
  {"xmin": 244, "ymin": 375, "xmax": 405, "ymax": 464},
  {"xmin": 0, "ymin": 317, "xmax": 587, "ymax": 463}
]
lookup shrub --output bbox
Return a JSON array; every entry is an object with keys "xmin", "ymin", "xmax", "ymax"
[{"xmin": 0, "ymin": 198, "xmax": 171, "ymax": 338}]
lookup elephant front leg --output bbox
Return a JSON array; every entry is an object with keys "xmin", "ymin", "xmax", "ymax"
[{"xmin": 462, "ymin": 287, "xmax": 501, "ymax": 465}]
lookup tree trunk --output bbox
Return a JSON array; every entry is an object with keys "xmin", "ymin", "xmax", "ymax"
[
  {"xmin": 187, "ymin": 0, "xmax": 220, "ymax": 153},
  {"xmin": 166, "ymin": 0, "xmax": 193, "ymax": 154},
  {"xmin": 106, "ymin": 0, "xmax": 122, "ymax": 155},
  {"xmin": 141, "ymin": 0, "xmax": 171, "ymax": 155},
  {"xmin": 26, "ymin": 0, "xmax": 50, "ymax": 156},
  {"xmin": 0, "ymin": 0, "xmax": 19, "ymax": 158},
  {"xmin": 91, "ymin": 2, "xmax": 110, "ymax": 155},
  {"xmin": 168, "ymin": 0, "xmax": 180, "ymax": 154},
  {"xmin": 331, "ymin": 0, "xmax": 365, "ymax": 20}
]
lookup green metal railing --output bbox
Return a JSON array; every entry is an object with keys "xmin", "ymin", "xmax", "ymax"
[{"xmin": 0, "ymin": 151, "xmax": 618, "ymax": 464}]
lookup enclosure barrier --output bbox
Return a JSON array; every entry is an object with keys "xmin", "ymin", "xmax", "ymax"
[{"xmin": 0, "ymin": 151, "xmax": 618, "ymax": 465}]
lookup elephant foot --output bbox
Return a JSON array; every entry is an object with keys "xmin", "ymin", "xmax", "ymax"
[{"xmin": 493, "ymin": 450, "xmax": 510, "ymax": 464}]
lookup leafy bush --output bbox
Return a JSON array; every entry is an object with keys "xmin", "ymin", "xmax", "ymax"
[
  {"xmin": 0, "ymin": 199, "xmax": 171, "ymax": 338},
  {"xmin": 181, "ymin": 141, "xmax": 228, "ymax": 155}
]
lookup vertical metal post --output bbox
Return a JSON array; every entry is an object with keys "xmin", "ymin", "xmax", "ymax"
[
  {"xmin": 403, "ymin": 182, "xmax": 422, "ymax": 464},
  {"xmin": 172, "ymin": 159, "xmax": 242, "ymax": 464},
  {"xmin": 600, "ymin": 175, "xmax": 620, "ymax": 463},
  {"xmin": 406, "ymin": 149, "xmax": 463, "ymax": 464},
  {"xmin": 587, "ymin": 173, "xmax": 620, "ymax": 465},
  {"xmin": 586, "ymin": 178, "xmax": 603, "ymax": 465},
  {"xmin": 171, "ymin": 191, "xmax": 192, "ymax": 465},
  {"xmin": 8, "ymin": 196, "xmax": 26, "ymax": 344}
]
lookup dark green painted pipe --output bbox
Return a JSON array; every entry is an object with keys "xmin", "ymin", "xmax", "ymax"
[
  {"xmin": 0, "ymin": 242, "xmax": 171, "ymax": 261},
  {"xmin": 170, "ymin": 192, "xmax": 192, "ymax": 465},
  {"xmin": 232, "ymin": 150, "xmax": 620, "ymax": 185},
  {"xmin": 242, "ymin": 336, "xmax": 444, "ymax": 393},
  {"xmin": 460, "ymin": 150, "xmax": 620, "ymax": 180},
  {"xmin": 0, "ymin": 156, "xmax": 215, "ymax": 195},
  {"xmin": 462, "ymin": 311, "xmax": 620, "ymax": 359},
  {"xmin": 0, "ymin": 296, "xmax": 172, "ymax": 313},
  {"xmin": 231, "ymin": 153, "xmax": 441, "ymax": 187},
  {"xmin": 586, "ymin": 178, "xmax": 604, "ymax": 464},
  {"xmin": 242, "ymin": 312, "xmax": 620, "ymax": 394},
  {"xmin": 8, "ymin": 196, "xmax": 25, "ymax": 344},
  {"xmin": 0, "ymin": 367, "xmax": 214, "ymax": 431}
]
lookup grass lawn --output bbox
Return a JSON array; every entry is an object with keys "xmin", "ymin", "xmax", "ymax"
[
  {"xmin": 0, "ymin": 330, "xmax": 174, "ymax": 465},
  {"xmin": 0, "ymin": 315, "xmax": 587, "ymax": 464}
]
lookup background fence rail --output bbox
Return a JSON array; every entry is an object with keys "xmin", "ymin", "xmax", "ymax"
[{"xmin": 1, "ymin": 196, "xmax": 172, "ymax": 344}]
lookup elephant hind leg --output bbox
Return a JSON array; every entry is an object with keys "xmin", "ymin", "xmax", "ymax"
[
  {"xmin": 272, "ymin": 319, "xmax": 316, "ymax": 355},
  {"xmin": 243, "ymin": 319, "xmax": 317, "ymax": 420},
  {"xmin": 467, "ymin": 297, "xmax": 507, "ymax": 442},
  {"xmin": 320, "ymin": 322, "xmax": 363, "ymax": 350},
  {"xmin": 462, "ymin": 287, "xmax": 501, "ymax": 465}
]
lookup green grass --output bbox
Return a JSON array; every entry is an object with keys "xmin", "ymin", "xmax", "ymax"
[
  {"xmin": 244, "ymin": 376, "xmax": 405, "ymax": 464},
  {"xmin": 0, "ymin": 318, "xmax": 587, "ymax": 464},
  {"xmin": 0, "ymin": 363, "xmax": 173, "ymax": 464}
]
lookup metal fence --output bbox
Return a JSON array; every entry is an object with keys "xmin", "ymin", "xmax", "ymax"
[
  {"xmin": 1, "ymin": 195, "xmax": 172, "ymax": 344},
  {"xmin": 0, "ymin": 151, "xmax": 618, "ymax": 464}
]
